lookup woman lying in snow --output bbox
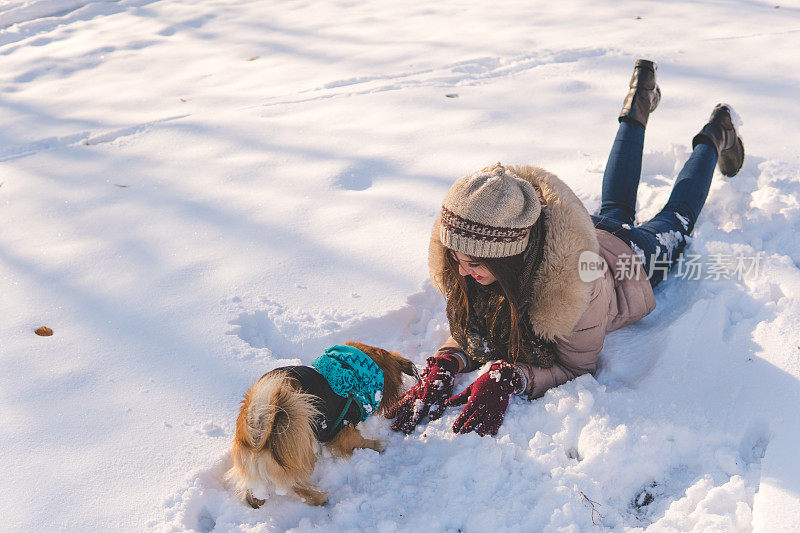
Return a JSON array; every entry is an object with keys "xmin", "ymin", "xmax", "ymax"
[{"xmin": 388, "ymin": 59, "xmax": 745, "ymax": 436}]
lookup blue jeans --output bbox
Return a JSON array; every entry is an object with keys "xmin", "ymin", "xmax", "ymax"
[{"xmin": 591, "ymin": 120, "xmax": 718, "ymax": 287}]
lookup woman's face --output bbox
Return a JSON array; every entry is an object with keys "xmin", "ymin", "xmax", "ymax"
[{"xmin": 452, "ymin": 252, "xmax": 497, "ymax": 285}]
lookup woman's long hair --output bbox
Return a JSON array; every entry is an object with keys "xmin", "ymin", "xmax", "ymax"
[{"xmin": 443, "ymin": 249, "xmax": 526, "ymax": 364}]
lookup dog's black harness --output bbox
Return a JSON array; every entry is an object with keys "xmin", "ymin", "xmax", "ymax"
[{"xmin": 274, "ymin": 365, "xmax": 363, "ymax": 442}]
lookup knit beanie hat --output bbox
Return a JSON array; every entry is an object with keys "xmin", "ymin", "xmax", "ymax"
[{"xmin": 440, "ymin": 163, "xmax": 541, "ymax": 258}]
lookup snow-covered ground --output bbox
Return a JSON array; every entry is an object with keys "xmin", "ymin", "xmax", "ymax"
[{"xmin": 2, "ymin": 0, "xmax": 799, "ymax": 531}]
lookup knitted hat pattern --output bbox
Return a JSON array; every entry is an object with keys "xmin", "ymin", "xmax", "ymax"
[{"xmin": 440, "ymin": 163, "xmax": 542, "ymax": 258}]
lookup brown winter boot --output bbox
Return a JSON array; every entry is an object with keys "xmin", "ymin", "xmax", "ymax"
[
  {"xmin": 619, "ymin": 59, "xmax": 661, "ymax": 127},
  {"xmin": 692, "ymin": 104, "xmax": 745, "ymax": 177}
]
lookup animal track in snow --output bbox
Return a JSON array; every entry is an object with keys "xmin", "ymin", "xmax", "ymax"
[
  {"xmin": 257, "ymin": 47, "xmax": 610, "ymax": 108},
  {"xmin": 0, "ymin": 0, "xmax": 157, "ymax": 47},
  {"xmin": 157, "ymin": 13, "xmax": 216, "ymax": 37},
  {"xmin": 0, "ymin": 0, "xmax": 93, "ymax": 30},
  {"xmin": 0, "ymin": 114, "xmax": 189, "ymax": 162}
]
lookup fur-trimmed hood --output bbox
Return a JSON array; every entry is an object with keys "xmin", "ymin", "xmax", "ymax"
[{"xmin": 429, "ymin": 165, "xmax": 599, "ymax": 341}]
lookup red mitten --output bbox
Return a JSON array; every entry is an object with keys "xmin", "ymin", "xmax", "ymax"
[
  {"xmin": 445, "ymin": 361, "xmax": 523, "ymax": 436},
  {"xmin": 387, "ymin": 353, "xmax": 461, "ymax": 434}
]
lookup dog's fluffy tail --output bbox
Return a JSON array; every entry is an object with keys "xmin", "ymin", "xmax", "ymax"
[{"xmin": 225, "ymin": 371, "xmax": 320, "ymax": 503}]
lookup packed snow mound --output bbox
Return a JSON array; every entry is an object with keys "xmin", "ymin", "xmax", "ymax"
[{"xmin": 161, "ymin": 379, "xmax": 763, "ymax": 532}]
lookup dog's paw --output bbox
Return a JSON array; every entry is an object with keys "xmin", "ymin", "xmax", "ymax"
[
  {"xmin": 245, "ymin": 490, "xmax": 266, "ymax": 509},
  {"xmin": 294, "ymin": 486, "xmax": 329, "ymax": 506},
  {"xmin": 308, "ymin": 490, "xmax": 329, "ymax": 506},
  {"xmin": 373, "ymin": 439, "xmax": 388, "ymax": 453}
]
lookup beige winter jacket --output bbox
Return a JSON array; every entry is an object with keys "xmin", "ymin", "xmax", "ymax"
[{"xmin": 430, "ymin": 165, "xmax": 656, "ymax": 399}]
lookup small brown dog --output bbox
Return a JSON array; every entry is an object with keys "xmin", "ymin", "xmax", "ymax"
[{"xmin": 226, "ymin": 341, "xmax": 417, "ymax": 507}]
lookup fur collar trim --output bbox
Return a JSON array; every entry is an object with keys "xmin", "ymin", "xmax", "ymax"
[{"xmin": 429, "ymin": 165, "xmax": 599, "ymax": 340}]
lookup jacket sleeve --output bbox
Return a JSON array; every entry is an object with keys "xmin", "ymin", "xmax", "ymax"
[
  {"xmin": 433, "ymin": 336, "xmax": 469, "ymax": 372},
  {"xmin": 436, "ymin": 329, "xmax": 602, "ymax": 396},
  {"xmin": 516, "ymin": 277, "xmax": 610, "ymax": 399}
]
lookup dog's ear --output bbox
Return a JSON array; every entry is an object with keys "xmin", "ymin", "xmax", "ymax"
[
  {"xmin": 392, "ymin": 353, "xmax": 419, "ymax": 380},
  {"xmin": 346, "ymin": 341, "xmax": 419, "ymax": 381},
  {"xmin": 347, "ymin": 341, "xmax": 417, "ymax": 413},
  {"xmin": 346, "ymin": 341, "xmax": 389, "ymax": 370},
  {"xmin": 345, "ymin": 340, "xmax": 372, "ymax": 355}
]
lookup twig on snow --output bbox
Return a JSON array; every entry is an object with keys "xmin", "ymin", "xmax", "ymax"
[{"xmin": 580, "ymin": 491, "xmax": 604, "ymax": 526}]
